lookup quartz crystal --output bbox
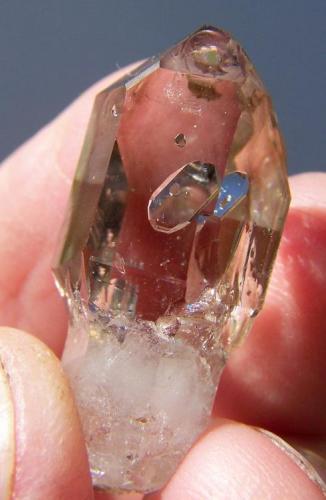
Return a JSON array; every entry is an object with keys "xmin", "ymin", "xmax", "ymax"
[{"xmin": 53, "ymin": 26, "xmax": 290, "ymax": 493}]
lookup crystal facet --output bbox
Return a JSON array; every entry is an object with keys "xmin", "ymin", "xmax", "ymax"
[{"xmin": 53, "ymin": 25, "xmax": 290, "ymax": 493}]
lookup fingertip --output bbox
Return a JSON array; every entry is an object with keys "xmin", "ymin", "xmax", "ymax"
[
  {"xmin": 0, "ymin": 339, "xmax": 15, "ymax": 499},
  {"xmin": 0, "ymin": 327, "xmax": 93, "ymax": 500},
  {"xmin": 148, "ymin": 421, "xmax": 324, "ymax": 499},
  {"xmin": 289, "ymin": 172, "xmax": 326, "ymax": 210}
]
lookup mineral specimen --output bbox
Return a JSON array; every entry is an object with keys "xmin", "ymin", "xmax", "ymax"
[{"xmin": 53, "ymin": 25, "xmax": 290, "ymax": 493}]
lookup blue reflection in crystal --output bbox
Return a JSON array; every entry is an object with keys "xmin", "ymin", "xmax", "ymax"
[{"xmin": 214, "ymin": 172, "xmax": 249, "ymax": 218}]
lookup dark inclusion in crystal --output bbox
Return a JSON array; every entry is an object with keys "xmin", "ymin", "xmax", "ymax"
[{"xmin": 53, "ymin": 25, "xmax": 290, "ymax": 494}]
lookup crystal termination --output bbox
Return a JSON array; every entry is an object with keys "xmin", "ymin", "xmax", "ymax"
[{"xmin": 53, "ymin": 25, "xmax": 290, "ymax": 493}]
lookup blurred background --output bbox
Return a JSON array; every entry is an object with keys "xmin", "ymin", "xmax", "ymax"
[{"xmin": 1, "ymin": 0, "xmax": 325, "ymax": 174}]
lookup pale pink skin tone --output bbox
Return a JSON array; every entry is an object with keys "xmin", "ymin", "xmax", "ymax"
[{"xmin": 0, "ymin": 66, "xmax": 325, "ymax": 499}]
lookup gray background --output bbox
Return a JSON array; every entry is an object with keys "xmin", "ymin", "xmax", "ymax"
[{"xmin": 1, "ymin": 0, "xmax": 325, "ymax": 175}]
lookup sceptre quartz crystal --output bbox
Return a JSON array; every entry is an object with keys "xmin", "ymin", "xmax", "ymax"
[{"xmin": 53, "ymin": 26, "xmax": 290, "ymax": 493}]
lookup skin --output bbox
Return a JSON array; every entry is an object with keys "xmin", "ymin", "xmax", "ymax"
[{"xmin": 0, "ymin": 67, "xmax": 325, "ymax": 499}]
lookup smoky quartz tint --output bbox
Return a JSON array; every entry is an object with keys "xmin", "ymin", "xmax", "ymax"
[{"xmin": 53, "ymin": 26, "xmax": 290, "ymax": 493}]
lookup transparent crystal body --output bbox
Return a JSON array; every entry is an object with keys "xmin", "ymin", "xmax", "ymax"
[{"xmin": 53, "ymin": 26, "xmax": 290, "ymax": 493}]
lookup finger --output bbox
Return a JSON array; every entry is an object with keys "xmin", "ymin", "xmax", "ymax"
[
  {"xmin": 216, "ymin": 172, "xmax": 326, "ymax": 434},
  {"xmin": 146, "ymin": 420, "xmax": 325, "ymax": 500},
  {"xmin": 0, "ymin": 327, "xmax": 92, "ymax": 500}
]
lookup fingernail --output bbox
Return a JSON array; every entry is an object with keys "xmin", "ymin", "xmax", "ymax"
[
  {"xmin": 0, "ymin": 356, "xmax": 15, "ymax": 499},
  {"xmin": 256, "ymin": 427, "xmax": 326, "ymax": 495}
]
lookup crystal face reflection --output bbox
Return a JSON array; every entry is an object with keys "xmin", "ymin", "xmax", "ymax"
[
  {"xmin": 53, "ymin": 26, "xmax": 290, "ymax": 493},
  {"xmin": 213, "ymin": 171, "xmax": 249, "ymax": 218}
]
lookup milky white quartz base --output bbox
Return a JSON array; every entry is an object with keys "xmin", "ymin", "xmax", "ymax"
[{"xmin": 62, "ymin": 318, "xmax": 221, "ymax": 492}]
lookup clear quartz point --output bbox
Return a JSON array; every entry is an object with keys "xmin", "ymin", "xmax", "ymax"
[
  {"xmin": 53, "ymin": 25, "xmax": 290, "ymax": 493},
  {"xmin": 148, "ymin": 161, "xmax": 220, "ymax": 233}
]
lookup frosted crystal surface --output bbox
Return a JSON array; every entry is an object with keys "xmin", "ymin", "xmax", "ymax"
[
  {"xmin": 64, "ymin": 312, "xmax": 220, "ymax": 492},
  {"xmin": 54, "ymin": 25, "xmax": 290, "ymax": 493}
]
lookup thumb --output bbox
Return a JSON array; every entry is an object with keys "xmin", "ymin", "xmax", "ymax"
[{"xmin": 0, "ymin": 327, "xmax": 93, "ymax": 500}]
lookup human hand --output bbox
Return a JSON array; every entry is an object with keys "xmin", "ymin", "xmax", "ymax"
[{"xmin": 0, "ymin": 68, "xmax": 325, "ymax": 499}]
